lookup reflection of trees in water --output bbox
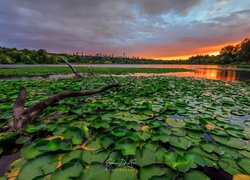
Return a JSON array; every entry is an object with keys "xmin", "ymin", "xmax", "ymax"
[
  {"xmin": 194, "ymin": 69, "xmax": 250, "ymax": 82},
  {"xmin": 194, "ymin": 69, "xmax": 237, "ymax": 81},
  {"xmin": 236, "ymin": 71, "xmax": 250, "ymax": 82},
  {"xmin": 216, "ymin": 70, "xmax": 236, "ymax": 81}
]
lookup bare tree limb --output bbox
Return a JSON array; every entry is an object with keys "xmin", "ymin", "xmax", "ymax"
[
  {"xmin": 64, "ymin": 59, "xmax": 82, "ymax": 78},
  {"xmin": 88, "ymin": 67, "xmax": 95, "ymax": 77},
  {"xmin": 13, "ymin": 86, "xmax": 26, "ymax": 129},
  {"xmin": 108, "ymin": 73, "xmax": 119, "ymax": 83},
  {"xmin": 13, "ymin": 78, "xmax": 136, "ymax": 130}
]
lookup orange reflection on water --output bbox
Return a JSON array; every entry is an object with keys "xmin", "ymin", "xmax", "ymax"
[
  {"xmin": 168, "ymin": 69, "xmax": 237, "ymax": 81},
  {"xmin": 195, "ymin": 69, "xmax": 236, "ymax": 81}
]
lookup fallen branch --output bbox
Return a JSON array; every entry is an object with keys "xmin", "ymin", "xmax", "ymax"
[
  {"xmin": 13, "ymin": 78, "xmax": 136, "ymax": 130},
  {"xmin": 88, "ymin": 67, "xmax": 95, "ymax": 77},
  {"xmin": 64, "ymin": 59, "xmax": 82, "ymax": 78}
]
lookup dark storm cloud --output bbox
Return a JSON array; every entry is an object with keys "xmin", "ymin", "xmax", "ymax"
[
  {"xmin": 0, "ymin": 0, "xmax": 249, "ymax": 58},
  {"xmin": 130, "ymin": 0, "xmax": 201, "ymax": 15}
]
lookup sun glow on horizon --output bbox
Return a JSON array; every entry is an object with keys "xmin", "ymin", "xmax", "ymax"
[{"xmin": 151, "ymin": 40, "xmax": 240, "ymax": 60}]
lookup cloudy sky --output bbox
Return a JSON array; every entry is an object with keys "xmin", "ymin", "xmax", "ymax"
[{"xmin": 0, "ymin": 0, "xmax": 250, "ymax": 59}]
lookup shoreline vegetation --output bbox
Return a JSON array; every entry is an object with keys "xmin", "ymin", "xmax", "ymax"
[
  {"xmin": 0, "ymin": 38, "xmax": 250, "ymax": 65},
  {"xmin": 0, "ymin": 67, "xmax": 191, "ymax": 77}
]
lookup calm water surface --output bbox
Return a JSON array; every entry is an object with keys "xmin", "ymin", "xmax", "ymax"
[{"xmin": 0, "ymin": 64, "xmax": 249, "ymax": 81}]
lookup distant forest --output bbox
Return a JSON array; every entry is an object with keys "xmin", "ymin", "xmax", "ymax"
[{"xmin": 0, "ymin": 38, "xmax": 249, "ymax": 64}]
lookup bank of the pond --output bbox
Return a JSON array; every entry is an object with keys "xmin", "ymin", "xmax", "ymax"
[{"xmin": 0, "ymin": 67, "xmax": 190, "ymax": 77}]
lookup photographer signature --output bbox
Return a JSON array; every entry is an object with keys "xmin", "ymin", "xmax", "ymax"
[{"xmin": 105, "ymin": 158, "xmax": 137, "ymax": 168}]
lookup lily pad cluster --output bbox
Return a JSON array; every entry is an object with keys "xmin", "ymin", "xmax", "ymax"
[{"xmin": 0, "ymin": 76, "xmax": 249, "ymax": 179}]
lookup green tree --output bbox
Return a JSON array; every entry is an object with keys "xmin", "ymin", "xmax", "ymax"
[
  {"xmin": 0, "ymin": 54, "xmax": 15, "ymax": 64},
  {"xmin": 220, "ymin": 45, "xmax": 237, "ymax": 59}
]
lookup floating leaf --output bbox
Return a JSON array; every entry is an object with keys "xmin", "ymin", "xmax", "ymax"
[
  {"xmin": 166, "ymin": 118, "xmax": 186, "ymax": 128},
  {"xmin": 164, "ymin": 152, "xmax": 192, "ymax": 173},
  {"xmin": 237, "ymin": 158, "xmax": 250, "ymax": 174},
  {"xmin": 227, "ymin": 138, "xmax": 246, "ymax": 150},
  {"xmin": 0, "ymin": 131, "xmax": 18, "ymax": 142},
  {"xmin": 218, "ymin": 158, "xmax": 243, "ymax": 175},
  {"xmin": 18, "ymin": 155, "xmax": 57, "ymax": 180},
  {"xmin": 169, "ymin": 136, "xmax": 192, "ymax": 150},
  {"xmin": 111, "ymin": 167, "xmax": 138, "ymax": 180},
  {"xmin": 80, "ymin": 164, "xmax": 110, "ymax": 179},
  {"xmin": 139, "ymin": 166, "xmax": 165, "ymax": 180},
  {"xmin": 184, "ymin": 170, "xmax": 209, "ymax": 180},
  {"xmin": 51, "ymin": 159, "xmax": 83, "ymax": 180},
  {"xmin": 114, "ymin": 139, "xmax": 137, "ymax": 156},
  {"xmin": 135, "ymin": 147, "xmax": 156, "ymax": 167}
]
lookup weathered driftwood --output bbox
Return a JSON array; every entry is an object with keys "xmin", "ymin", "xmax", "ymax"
[
  {"xmin": 64, "ymin": 59, "xmax": 82, "ymax": 78},
  {"xmin": 13, "ymin": 78, "xmax": 135, "ymax": 130}
]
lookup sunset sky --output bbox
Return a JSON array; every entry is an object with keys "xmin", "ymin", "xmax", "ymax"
[{"xmin": 0, "ymin": 0, "xmax": 250, "ymax": 60}]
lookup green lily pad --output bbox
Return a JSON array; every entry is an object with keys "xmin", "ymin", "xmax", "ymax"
[
  {"xmin": 114, "ymin": 139, "xmax": 137, "ymax": 156},
  {"xmin": 82, "ymin": 150, "xmax": 110, "ymax": 164},
  {"xmin": 164, "ymin": 152, "xmax": 192, "ymax": 173},
  {"xmin": 139, "ymin": 166, "xmax": 165, "ymax": 180},
  {"xmin": 80, "ymin": 164, "xmax": 110, "ymax": 179},
  {"xmin": 18, "ymin": 155, "xmax": 57, "ymax": 180},
  {"xmin": 111, "ymin": 167, "xmax": 138, "ymax": 180},
  {"xmin": 0, "ymin": 131, "xmax": 19, "ymax": 142},
  {"xmin": 151, "ymin": 133, "xmax": 170, "ymax": 143},
  {"xmin": 227, "ymin": 138, "xmax": 246, "ymax": 150},
  {"xmin": 135, "ymin": 147, "xmax": 156, "ymax": 167},
  {"xmin": 237, "ymin": 158, "xmax": 250, "ymax": 174},
  {"xmin": 169, "ymin": 136, "xmax": 192, "ymax": 150},
  {"xmin": 218, "ymin": 158, "xmax": 243, "ymax": 175},
  {"xmin": 166, "ymin": 118, "xmax": 186, "ymax": 128},
  {"xmin": 51, "ymin": 159, "xmax": 83, "ymax": 180},
  {"xmin": 221, "ymin": 97, "xmax": 235, "ymax": 106},
  {"xmin": 184, "ymin": 170, "xmax": 209, "ymax": 180}
]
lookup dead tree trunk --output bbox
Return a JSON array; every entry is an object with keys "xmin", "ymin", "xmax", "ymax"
[
  {"xmin": 64, "ymin": 59, "xmax": 82, "ymax": 78},
  {"xmin": 13, "ymin": 79, "xmax": 135, "ymax": 130}
]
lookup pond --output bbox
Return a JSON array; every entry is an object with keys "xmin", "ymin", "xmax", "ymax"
[{"xmin": 0, "ymin": 64, "xmax": 249, "ymax": 81}]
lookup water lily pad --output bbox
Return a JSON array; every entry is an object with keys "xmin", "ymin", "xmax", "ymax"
[
  {"xmin": 135, "ymin": 147, "xmax": 156, "ymax": 167},
  {"xmin": 166, "ymin": 118, "xmax": 186, "ymax": 128},
  {"xmin": 151, "ymin": 133, "xmax": 170, "ymax": 143},
  {"xmin": 114, "ymin": 139, "xmax": 137, "ymax": 156},
  {"xmin": 221, "ymin": 97, "xmax": 235, "ymax": 106},
  {"xmin": 164, "ymin": 152, "xmax": 192, "ymax": 173},
  {"xmin": 0, "ymin": 131, "xmax": 19, "ymax": 142},
  {"xmin": 18, "ymin": 155, "xmax": 57, "ymax": 180},
  {"xmin": 227, "ymin": 138, "xmax": 246, "ymax": 150},
  {"xmin": 184, "ymin": 170, "xmax": 209, "ymax": 180},
  {"xmin": 54, "ymin": 126, "xmax": 85, "ymax": 145},
  {"xmin": 51, "ymin": 159, "xmax": 83, "ymax": 180},
  {"xmin": 111, "ymin": 167, "xmax": 138, "ymax": 180},
  {"xmin": 80, "ymin": 164, "xmax": 110, "ymax": 179},
  {"xmin": 139, "ymin": 166, "xmax": 165, "ymax": 180},
  {"xmin": 111, "ymin": 127, "xmax": 129, "ymax": 137},
  {"xmin": 218, "ymin": 158, "xmax": 243, "ymax": 175},
  {"xmin": 62, "ymin": 150, "xmax": 82, "ymax": 164},
  {"xmin": 169, "ymin": 136, "xmax": 192, "ymax": 150},
  {"xmin": 237, "ymin": 158, "xmax": 250, "ymax": 174}
]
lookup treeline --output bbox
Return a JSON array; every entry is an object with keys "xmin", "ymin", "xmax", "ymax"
[
  {"xmin": 0, "ymin": 47, "xmax": 168, "ymax": 64},
  {"xmin": 0, "ymin": 38, "xmax": 249, "ymax": 64},
  {"xmin": 181, "ymin": 38, "xmax": 250, "ymax": 64}
]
